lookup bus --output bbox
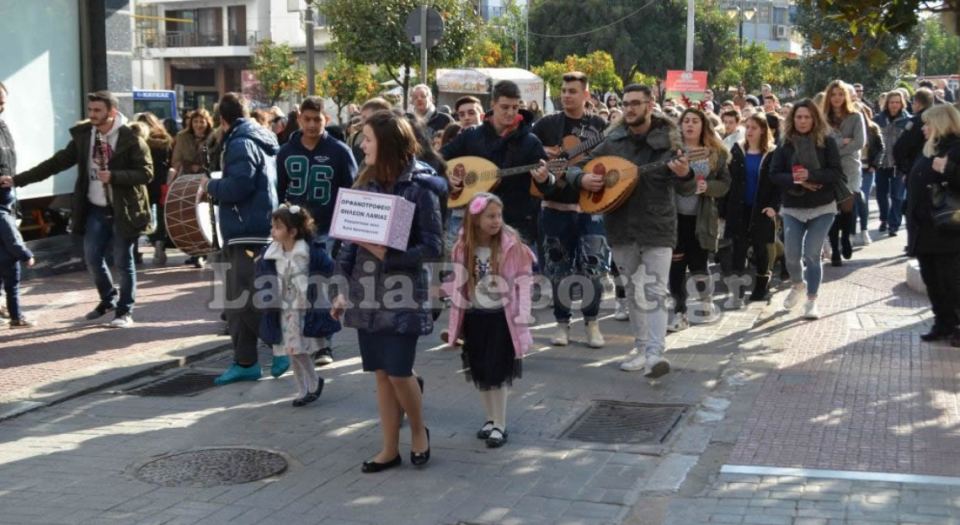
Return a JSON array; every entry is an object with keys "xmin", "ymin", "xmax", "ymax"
[{"xmin": 133, "ymin": 90, "xmax": 179, "ymax": 124}]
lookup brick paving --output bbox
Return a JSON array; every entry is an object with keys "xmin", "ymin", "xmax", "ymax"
[{"xmin": 0, "ymin": 250, "xmax": 226, "ymax": 409}]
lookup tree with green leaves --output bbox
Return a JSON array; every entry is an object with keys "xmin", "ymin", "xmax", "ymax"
[
  {"xmin": 713, "ymin": 43, "xmax": 801, "ymax": 94},
  {"xmin": 250, "ymin": 39, "xmax": 305, "ymax": 105},
  {"xmin": 320, "ymin": 0, "xmax": 481, "ymax": 107},
  {"xmin": 529, "ymin": 0, "xmax": 736, "ymax": 87},
  {"xmin": 919, "ymin": 16, "xmax": 960, "ymax": 76},
  {"xmin": 794, "ymin": 3, "xmax": 921, "ymax": 98},
  {"xmin": 534, "ymin": 52, "xmax": 623, "ymax": 103},
  {"xmin": 316, "ymin": 55, "xmax": 380, "ymax": 124}
]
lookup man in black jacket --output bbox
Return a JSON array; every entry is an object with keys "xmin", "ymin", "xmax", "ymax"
[
  {"xmin": 894, "ymin": 88, "xmax": 933, "ymax": 247},
  {"xmin": 531, "ymin": 71, "xmax": 610, "ymax": 349},
  {"xmin": 411, "ymin": 84, "xmax": 454, "ymax": 137},
  {"xmin": 3, "ymin": 91, "xmax": 152, "ymax": 328},
  {"xmin": 441, "ymin": 80, "xmax": 546, "ymax": 245}
]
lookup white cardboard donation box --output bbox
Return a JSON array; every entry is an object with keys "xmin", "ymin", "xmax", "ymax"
[{"xmin": 330, "ymin": 188, "xmax": 416, "ymax": 251}]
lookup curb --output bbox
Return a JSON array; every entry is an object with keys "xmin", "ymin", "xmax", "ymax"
[{"xmin": 0, "ymin": 340, "xmax": 231, "ymax": 423}]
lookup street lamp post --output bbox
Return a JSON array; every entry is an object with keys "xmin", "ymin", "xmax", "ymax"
[
  {"xmin": 305, "ymin": 1, "xmax": 316, "ymax": 96},
  {"xmin": 726, "ymin": 1, "xmax": 757, "ymax": 59}
]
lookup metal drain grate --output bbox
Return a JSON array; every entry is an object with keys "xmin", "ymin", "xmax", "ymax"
[
  {"xmin": 560, "ymin": 400, "xmax": 687, "ymax": 445},
  {"xmin": 134, "ymin": 448, "xmax": 287, "ymax": 487},
  {"xmin": 125, "ymin": 371, "xmax": 220, "ymax": 397}
]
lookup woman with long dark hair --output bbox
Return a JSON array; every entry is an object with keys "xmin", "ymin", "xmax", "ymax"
[
  {"xmin": 908, "ymin": 105, "xmax": 960, "ymax": 347},
  {"xmin": 722, "ymin": 113, "xmax": 778, "ymax": 304},
  {"xmin": 769, "ymin": 99, "xmax": 843, "ymax": 319},
  {"xmin": 135, "ymin": 112, "xmax": 173, "ymax": 265},
  {"xmin": 331, "ymin": 110, "xmax": 445, "ymax": 472},
  {"xmin": 821, "ymin": 80, "xmax": 865, "ymax": 266},
  {"xmin": 667, "ymin": 107, "xmax": 730, "ymax": 331}
]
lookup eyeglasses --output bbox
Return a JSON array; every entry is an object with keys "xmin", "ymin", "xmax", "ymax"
[{"xmin": 623, "ymin": 100, "xmax": 651, "ymax": 108}]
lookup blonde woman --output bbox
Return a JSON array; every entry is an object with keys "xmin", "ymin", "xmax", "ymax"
[{"xmin": 821, "ymin": 80, "xmax": 865, "ymax": 266}]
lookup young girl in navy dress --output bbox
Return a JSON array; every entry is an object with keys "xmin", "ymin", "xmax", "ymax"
[
  {"xmin": 444, "ymin": 192, "xmax": 535, "ymax": 448},
  {"xmin": 256, "ymin": 205, "xmax": 340, "ymax": 406}
]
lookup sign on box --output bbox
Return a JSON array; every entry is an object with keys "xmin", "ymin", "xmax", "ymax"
[{"xmin": 329, "ymin": 188, "xmax": 416, "ymax": 251}]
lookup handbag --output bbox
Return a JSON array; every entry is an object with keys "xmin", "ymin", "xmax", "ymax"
[
  {"xmin": 930, "ymin": 181, "xmax": 960, "ymax": 231},
  {"xmin": 834, "ymin": 182, "xmax": 855, "ymax": 213}
]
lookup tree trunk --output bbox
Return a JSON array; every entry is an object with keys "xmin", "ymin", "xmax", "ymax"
[{"xmin": 402, "ymin": 62, "xmax": 411, "ymax": 111}]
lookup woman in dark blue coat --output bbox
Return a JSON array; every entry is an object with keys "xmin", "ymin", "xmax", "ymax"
[{"xmin": 332, "ymin": 110, "xmax": 445, "ymax": 472}]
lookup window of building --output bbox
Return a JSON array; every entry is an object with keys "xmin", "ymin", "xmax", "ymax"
[
  {"xmin": 228, "ymin": 6, "xmax": 247, "ymax": 45},
  {"xmin": 166, "ymin": 8, "xmax": 223, "ymax": 47}
]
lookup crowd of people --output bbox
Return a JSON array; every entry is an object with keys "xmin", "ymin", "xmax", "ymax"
[{"xmin": 1, "ymin": 70, "xmax": 959, "ymax": 472}]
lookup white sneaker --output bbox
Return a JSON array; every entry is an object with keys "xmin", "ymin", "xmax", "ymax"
[
  {"xmin": 585, "ymin": 321, "xmax": 605, "ymax": 348},
  {"xmin": 644, "ymin": 355, "xmax": 671, "ymax": 379},
  {"xmin": 782, "ymin": 285, "xmax": 804, "ymax": 310},
  {"xmin": 861, "ymin": 230, "xmax": 872, "ymax": 245},
  {"xmin": 613, "ymin": 299, "xmax": 630, "ymax": 321},
  {"xmin": 666, "ymin": 313, "xmax": 689, "ymax": 333},
  {"xmin": 109, "ymin": 314, "xmax": 134, "ymax": 328},
  {"xmin": 619, "ymin": 353, "xmax": 647, "ymax": 372},
  {"xmin": 550, "ymin": 323, "xmax": 570, "ymax": 346},
  {"xmin": 803, "ymin": 300, "xmax": 821, "ymax": 320}
]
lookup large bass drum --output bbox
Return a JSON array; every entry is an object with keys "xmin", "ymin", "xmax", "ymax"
[{"xmin": 164, "ymin": 173, "xmax": 222, "ymax": 256}]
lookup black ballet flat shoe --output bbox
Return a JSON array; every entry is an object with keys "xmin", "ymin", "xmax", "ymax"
[
  {"xmin": 476, "ymin": 420, "xmax": 495, "ymax": 439},
  {"xmin": 361, "ymin": 454, "xmax": 401, "ymax": 473},
  {"xmin": 485, "ymin": 427, "xmax": 508, "ymax": 448},
  {"xmin": 410, "ymin": 428, "xmax": 431, "ymax": 467},
  {"xmin": 292, "ymin": 377, "xmax": 325, "ymax": 407}
]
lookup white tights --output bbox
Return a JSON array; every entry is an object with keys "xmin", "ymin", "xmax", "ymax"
[
  {"xmin": 291, "ymin": 354, "xmax": 319, "ymax": 398},
  {"xmin": 479, "ymin": 387, "xmax": 509, "ymax": 430}
]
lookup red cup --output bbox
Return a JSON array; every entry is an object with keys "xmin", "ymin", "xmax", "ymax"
[{"xmin": 792, "ymin": 164, "xmax": 804, "ymax": 184}]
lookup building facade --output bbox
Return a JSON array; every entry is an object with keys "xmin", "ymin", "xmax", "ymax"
[
  {"xmin": 719, "ymin": 0, "xmax": 804, "ymax": 58},
  {"xmin": 134, "ymin": 0, "xmax": 333, "ymax": 111}
]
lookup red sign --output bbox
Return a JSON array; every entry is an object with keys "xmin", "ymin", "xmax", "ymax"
[{"xmin": 665, "ymin": 70, "xmax": 708, "ymax": 101}]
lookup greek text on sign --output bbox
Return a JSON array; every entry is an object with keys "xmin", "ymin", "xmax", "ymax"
[{"xmin": 330, "ymin": 188, "xmax": 416, "ymax": 251}]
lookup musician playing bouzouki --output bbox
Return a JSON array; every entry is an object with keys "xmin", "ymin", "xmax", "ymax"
[
  {"xmin": 529, "ymin": 71, "xmax": 610, "ymax": 349},
  {"xmin": 548, "ymin": 84, "xmax": 695, "ymax": 379},
  {"xmin": 441, "ymin": 80, "xmax": 547, "ymax": 245}
]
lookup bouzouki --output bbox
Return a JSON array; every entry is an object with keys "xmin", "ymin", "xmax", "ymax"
[
  {"xmin": 446, "ymin": 157, "xmax": 566, "ymax": 208},
  {"xmin": 578, "ymin": 148, "xmax": 711, "ymax": 214},
  {"xmin": 529, "ymin": 133, "xmax": 608, "ymax": 198}
]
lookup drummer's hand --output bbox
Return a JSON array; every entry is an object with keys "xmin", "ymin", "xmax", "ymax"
[
  {"xmin": 97, "ymin": 170, "xmax": 111, "ymax": 183},
  {"xmin": 0, "ymin": 176, "xmax": 12, "ymax": 188},
  {"xmin": 358, "ymin": 241, "xmax": 387, "ymax": 261},
  {"xmin": 200, "ymin": 174, "xmax": 210, "ymax": 192},
  {"xmin": 330, "ymin": 294, "xmax": 347, "ymax": 321}
]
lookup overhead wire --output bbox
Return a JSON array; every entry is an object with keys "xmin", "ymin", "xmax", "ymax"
[{"xmin": 527, "ymin": 0, "xmax": 659, "ymax": 38}]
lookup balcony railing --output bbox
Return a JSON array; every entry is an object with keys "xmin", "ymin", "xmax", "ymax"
[
  {"xmin": 147, "ymin": 30, "xmax": 259, "ymax": 49},
  {"xmin": 228, "ymin": 30, "xmax": 258, "ymax": 46},
  {"xmin": 165, "ymin": 30, "xmax": 223, "ymax": 48}
]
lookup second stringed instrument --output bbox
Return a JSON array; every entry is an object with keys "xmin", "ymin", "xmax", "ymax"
[
  {"xmin": 578, "ymin": 148, "xmax": 711, "ymax": 214},
  {"xmin": 529, "ymin": 132, "xmax": 607, "ymax": 199}
]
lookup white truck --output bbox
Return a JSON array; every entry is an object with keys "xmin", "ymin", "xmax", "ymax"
[{"xmin": 435, "ymin": 68, "xmax": 550, "ymax": 113}]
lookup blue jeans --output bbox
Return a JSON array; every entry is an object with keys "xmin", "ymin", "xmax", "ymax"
[
  {"xmin": 855, "ymin": 169, "xmax": 875, "ymax": 232},
  {"xmin": 874, "ymin": 167, "xmax": 906, "ymax": 231},
  {"xmin": 84, "ymin": 206, "xmax": 137, "ymax": 315},
  {"xmin": 782, "ymin": 212, "xmax": 835, "ymax": 297},
  {"xmin": 539, "ymin": 208, "xmax": 609, "ymax": 322},
  {"xmin": 0, "ymin": 261, "xmax": 22, "ymax": 320}
]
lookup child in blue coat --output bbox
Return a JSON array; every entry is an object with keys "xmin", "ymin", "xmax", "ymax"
[{"xmin": 256, "ymin": 204, "xmax": 340, "ymax": 406}]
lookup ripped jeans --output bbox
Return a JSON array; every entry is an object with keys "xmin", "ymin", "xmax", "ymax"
[{"xmin": 539, "ymin": 208, "xmax": 610, "ymax": 323}]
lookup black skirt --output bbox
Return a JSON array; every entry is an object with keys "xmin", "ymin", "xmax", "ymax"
[{"xmin": 461, "ymin": 308, "xmax": 522, "ymax": 390}]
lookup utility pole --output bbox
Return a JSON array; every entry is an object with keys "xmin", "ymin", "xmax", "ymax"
[
  {"xmin": 685, "ymin": 0, "xmax": 695, "ymax": 71},
  {"xmin": 420, "ymin": 4, "xmax": 428, "ymax": 85},
  {"xmin": 305, "ymin": 1, "xmax": 316, "ymax": 95}
]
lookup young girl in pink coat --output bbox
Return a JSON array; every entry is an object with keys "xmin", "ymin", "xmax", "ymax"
[{"xmin": 443, "ymin": 192, "xmax": 536, "ymax": 448}]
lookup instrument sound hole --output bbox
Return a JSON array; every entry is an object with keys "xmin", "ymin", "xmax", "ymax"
[
  {"xmin": 604, "ymin": 170, "xmax": 621, "ymax": 188},
  {"xmin": 465, "ymin": 171, "xmax": 478, "ymax": 186}
]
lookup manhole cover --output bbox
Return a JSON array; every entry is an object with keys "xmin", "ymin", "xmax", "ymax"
[
  {"xmin": 134, "ymin": 448, "xmax": 288, "ymax": 487},
  {"xmin": 560, "ymin": 400, "xmax": 687, "ymax": 445},
  {"xmin": 125, "ymin": 372, "xmax": 220, "ymax": 397}
]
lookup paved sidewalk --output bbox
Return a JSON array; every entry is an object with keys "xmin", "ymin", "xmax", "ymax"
[
  {"xmin": 0, "ymin": 249, "xmax": 228, "ymax": 419},
  {"xmin": 657, "ymin": 230, "xmax": 960, "ymax": 525}
]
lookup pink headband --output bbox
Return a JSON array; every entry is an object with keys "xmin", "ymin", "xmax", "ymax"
[{"xmin": 469, "ymin": 196, "xmax": 489, "ymax": 215}]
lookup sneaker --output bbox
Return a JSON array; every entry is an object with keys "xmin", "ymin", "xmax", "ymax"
[
  {"xmin": 585, "ymin": 321, "xmax": 605, "ymax": 348},
  {"xmin": 619, "ymin": 353, "xmax": 647, "ymax": 372},
  {"xmin": 108, "ymin": 314, "xmax": 134, "ymax": 328},
  {"xmin": 214, "ymin": 363, "xmax": 262, "ymax": 386},
  {"xmin": 782, "ymin": 285, "xmax": 804, "ymax": 310},
  {"xmin": 194, "ymin": 256, "xmax": 207, "ymax": 269},
  {"xmin": 644, "ymin": 355, "xmax": 671, "ymax": 379},
  {"xmin": 85, "ymin": 302, "xmax": 115, "ymax": 320},
  {"xmin": 0, "ymin": 304, "xmax": 9, "ymax": 319},
  {"xmin": 270, "ymin": 355, "xmax": 290, "ymax": 378},
  {"xmin": 859, "ymin": 231, "xmax": 872, "ymax": 246},
  {"xmin": 313, "ymin": 347, "xmax": 334, "ymax": 366},
  {"xmin": 613, "ymin": 299, "xmax": 629, "ymax": 321},
  {"xmin": 10, "ymin": 317, "xmax": 36, "ymax": 328},
  {"xmin": 803, "ymin": 300, "xmax": 821, "ymax": 320},
  {"xmin": 550, "ymin": 323, "xmax": 569, "ymax": 346},
  {"xmin": 666, "ymin": 313, "xmax": 689, "ymax": 333},
  {"xmin": 154, "ymin": 241, "xmax": 167, "ymax": 265}
]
